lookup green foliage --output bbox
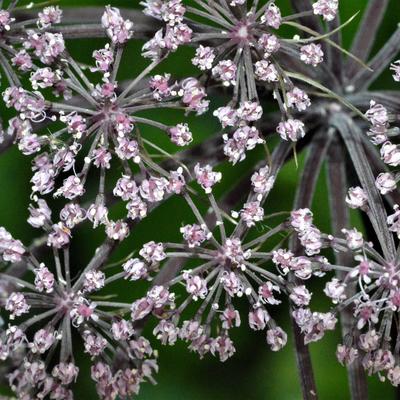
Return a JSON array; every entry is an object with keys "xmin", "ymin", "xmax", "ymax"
[{"xmin": 1, "ymin": 0, "xmax": 399, "ymax": 398}]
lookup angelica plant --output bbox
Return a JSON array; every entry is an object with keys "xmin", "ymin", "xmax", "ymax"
[{"xmin": 0, "ymin": 1, "xmax": 399, "ymax": 400}]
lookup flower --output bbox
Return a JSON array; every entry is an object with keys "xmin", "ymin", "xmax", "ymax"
[
  {"xmin": 0, "ymin": 228, "xmax": 157, "ymax": 399},
  {"xmin": 127, "ymin": 172, "xmax": 301, "ymax": 361}
]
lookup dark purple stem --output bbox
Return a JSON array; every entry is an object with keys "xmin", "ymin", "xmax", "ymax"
[
  {"xmin": 346, "ymin": 0, "xmax": 390, "ymax": 79},
  {"xmin": 332, "ymin": 113, "xmax": 396, "ymax": 260},
  {"xmin": 289, "ymin": 130, "xmax": 333, "ymax": 400},
  {"xmin": 326, "ymin": 137, "xmax": 369, "ymax": 400},
  {"xmin": 351, "ymin": 28, "xmax": 400, "ymax": 90}
]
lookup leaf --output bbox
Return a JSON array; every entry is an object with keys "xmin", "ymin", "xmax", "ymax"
[
  {"xmin": 331, "ymin": 113, "xmax": 396, "ymax": 261},
  {"xmin": 284, "ymin": 19, "xmax": 373, "ymax": 73},
  {"xmin": 284, "ymin": 71, "xmax": 367, "ymax": 120},
  {"xmin": 284, "ymin": 12, "xmax": 359, "ymax": 45}
]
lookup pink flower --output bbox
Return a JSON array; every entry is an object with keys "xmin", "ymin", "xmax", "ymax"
[
  {"xmin": 167, "ymin": 168, "xmax": 186, "ymax": 194},
  {"xmin": 276, "ymin": 119, "xmax": 306, "ymax": 141},
  {"xmin": 140, "ymin": 241, "xmax": 166, "ymax": 264},
  {"xmin": 220, "ymin": 271, "xmax": 243, "ymax": 297},
  {"xmin": 127, "ymin": 195, "xmax": 148, "ymax": 220},
  {"xmin": 83, "ymin": 270, "xmax": 105, "ymax": 293},
  {"xmin": 116, "ymin": 137, "xmax": 140, "ymax": 161},
  {"xmin": 150, "ymin": 74, "xmax": 172, "ymax": 100},
  {"xmin": 24, "ymin": 31, "xmax": 65, "ymax": 65},
  {"xmin": 28, "ymin": 199, "xmax": 52, "ymax": 228},
  {"xmin": 300, "ymin": 43, "xmax": 324, "ymax": 67},
  {"xmin": 87, "ymin": 203, "xmax": 109, "ymax": 228},
  {"xmin": 365, "ymin": 101, "xmax": 389, "ymax": 127},
  {"xmin": 336, "ymin": 344, "xmax": 358, "ymax": 366},
  {"xmin": 286, "ymin": 87, "xmax": 311, "ymax": 111},
  {"xmin": 258, "ymin": 282, "xmax": 281, "ymax": 305},
  {"xmin": 261, "ymin": 3, "xmax": 282, "ymax": 29},
  {"xmin": 11, "ymin": 50, "xmax": 33, "ymax": 72},
  {"xmin": 290, "ymin": 285, "xmax": 312, "ymax": 306},
  {"xmin": 266, "ymin": 327, "xmax": 287, "ymax": 351},
  {"xmin": 101, "ymin": 6, "xmax": 133, "ymax": 44},
  {"xmin": 123, "ymin": 258, "xmax": 148, "ymax": 281},
  {"xmin": 30, "ymin": 329, "xmax": 56, "ymax": 354},
  {"xmin": 192, "ymin": 45, "xmax": 215, "ymax": 70},
  {"xmin": 113, "ymin": 175, "xmax": 139, "ymax": 201},
  {"xmin": 54, "ymin": 175, "xmax": 85, "ymax": 200},
  {"xmin": 346, "ymin": 187, "xmax": 367, "ymax": 209},
  {"xmin": 5, "ymin": 292, "xmax": 30, "ymax": 319},
  {"xmin": 212, "ymin": 60, "xmax": 237, "ymax": 86},
  {"xmin": 249, "ymin": 307, "xmax": 270, "ymax": 330},
  {"xmin": 390, "ymin": 60, "xmax": 400, "ymax": 82},
  {"xmin": 194, "ymin": 164, "xmax": 222, "ymax": 193},
  {"xmin": 47, "ymin": 223, "xmax": 71, "ymax": 249},
  {"xmin": 153, "ymin": 320, "xmax": 179, "ymax": 345},
  {"xmin": 52, "ymin": 362, "xmax": 79, "ymax": 385},
  {"xmin": 220, "ymin": 307, "xmax": 241, "ymax": 329},
  {"xmin": 183, "ymin": 273, "xmax": 208, "ymax": 300},
  {"xmin": 180, "ymin": 224, "xmax": 209, "ymax": 247},
  {"xmin": 60, "ymin": 203, "xmax": 86, "ymax": 229},
  {"xmin": 0, "ymin": 10, "xmax": 14, "ymax": 31},
  {"xmin": 387, "ymin": 205, "xmax": 400, "ymax": 238},
  {"xmin": 213, "ymin": 106, "xmax": 238, "ymax": 128},
  {"xmin": 313, "ymin": 0, "xmax": 338, "ymax": 22},
  {"xmin": 376, "ymin": 172, "xmax": 396, "ymax": 195},
  {"xmin": 258, "ymin": 33, "xmax": 280, "ymax": 57},
  {"xmin": 290, "ymin": 208, "xmax": 314, "ymax": 232},
  {"xmin": 83, "ymin": 331, "xmax": 107, "ymax": 356},
  {"xmin": 181, "ymin": 78, "xmax": 209, "ymax": 114},
  {"xmin": 131, "ymin": 297, "xmax": 154, "ymax": 321},
  {"xmin": 161, "ymin": 0, "xmax": 186, "ymax": 26},
  {"xmin": 210, "ymin": 335, "xmax": 236, "ymax": 362},
  {"xmin": 237, "ymin": 101, "xmax": 263, "ymax": 122},
  {"xmin": 37, "ymin": 6, "xmax": 62, "ymax": 29},
  {"xmin": 299, "ymin": 226, "xmax": 323, "ymax": 256},
  {"xmin": 34, "ymin": 264, "xmax": 55, "ymax": 293},
  {"xmin": 324, "ymin": 278, "xmax": 346, "ymax": 304},
  {"xmin": 70, "ymin": 298, "xmax": 98, "ymax": 327},
  {"xmin": 93, "ymin": 147, "xmax": 112, "ymax": 169},
  {"xmin": 380, "ymin": 142, "xmax": 400, "ymax": 166},
  {"xmin": 251, "ymin": 166, "xmax": 275, "ymax": 194},
  {"xmin": 140, "ymin": 176, "xmax": 169, "ymax": 202},
  {"xmin": 169, "ymin": 123, "xmax": 193, "ymax": 146},
  {"xmin": 112, "ymin": 320, "xmax": 134, "ymax": 340},
  {"xmin": 106, "ymin": 220, "xmax": 130, "ymax": 241},
  {"xmin": 238, "ymin": 201, "xmax": 264, "ymax": 227},
  {"xmin": 254, "ymin": 60, "xmax": 279, "ymax": 82},
  {"xmin": 223, "ymin": 126, "xmax": 264, "ymax": 164},
  {"xmin": 91, "ymin": 45, "xmax": 114, "ymax": 73},
  {"xmin": 342, "ymin": 228, "xmax": 364, "ymax": 250}
]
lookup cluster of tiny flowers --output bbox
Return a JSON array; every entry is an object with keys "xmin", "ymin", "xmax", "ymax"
[
  {"xmin": 122, "ymin": 168, "xmax": 334, "ymax": 361},
  {"xmin": 0, "ymin": 225, "xmax": 158, "ymax": 399},
  {"xmin": 1, "ymin": 6, "xmax": 212, "ymax": 237},
  {"xmin": 140, "ymin": 0, "xmax": 338, "ymax": 160},
  {"xmin": 390, "ymin": 60, "xmax": 400, "ymax": 82},
  {"xmin": 312, "ymin": 0, "xmax": 339, "ymax": 22},
  {"xmin": 290, "ymin": 208, "xmax": 323, "ymax": 256},
  {"xmin": 4, "ymin": 0, "xmax": 400, "ymax": 396},
  {"xmin": 364, "ymin": 100, "xmax": 400, "ymax": 195},
  {"xmin": 307, "ymin": 183, "xmax": 400, "ymax": 385},
  {"xmin": 0, "ymin": 227, "xmax": 25, "ymax": 263}
]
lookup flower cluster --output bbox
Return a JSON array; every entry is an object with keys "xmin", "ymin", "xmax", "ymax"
[
  {"xmin": 304, "ymin": 182, "xmax": 400, "ymax": 386},
  {"xmin": 0, "ymin": 223, "xmax": 158, "ymax": 399},
  {"xmin": 1, "ymin": 1, "xmax": 400, "ymax": 399},
  {"xmin": 141, "ymin": 0, "xmax": 338, "ymax": 165}
]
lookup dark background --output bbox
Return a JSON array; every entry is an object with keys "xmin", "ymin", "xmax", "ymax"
[{"xmin": 0, "ymin": 0, "xmax": 399, "ymax": 398}]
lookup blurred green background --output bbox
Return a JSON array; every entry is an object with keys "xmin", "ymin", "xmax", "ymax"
[{"xmin": 0, "ymin": 0, "xmax": 399, "ymax": 398}]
